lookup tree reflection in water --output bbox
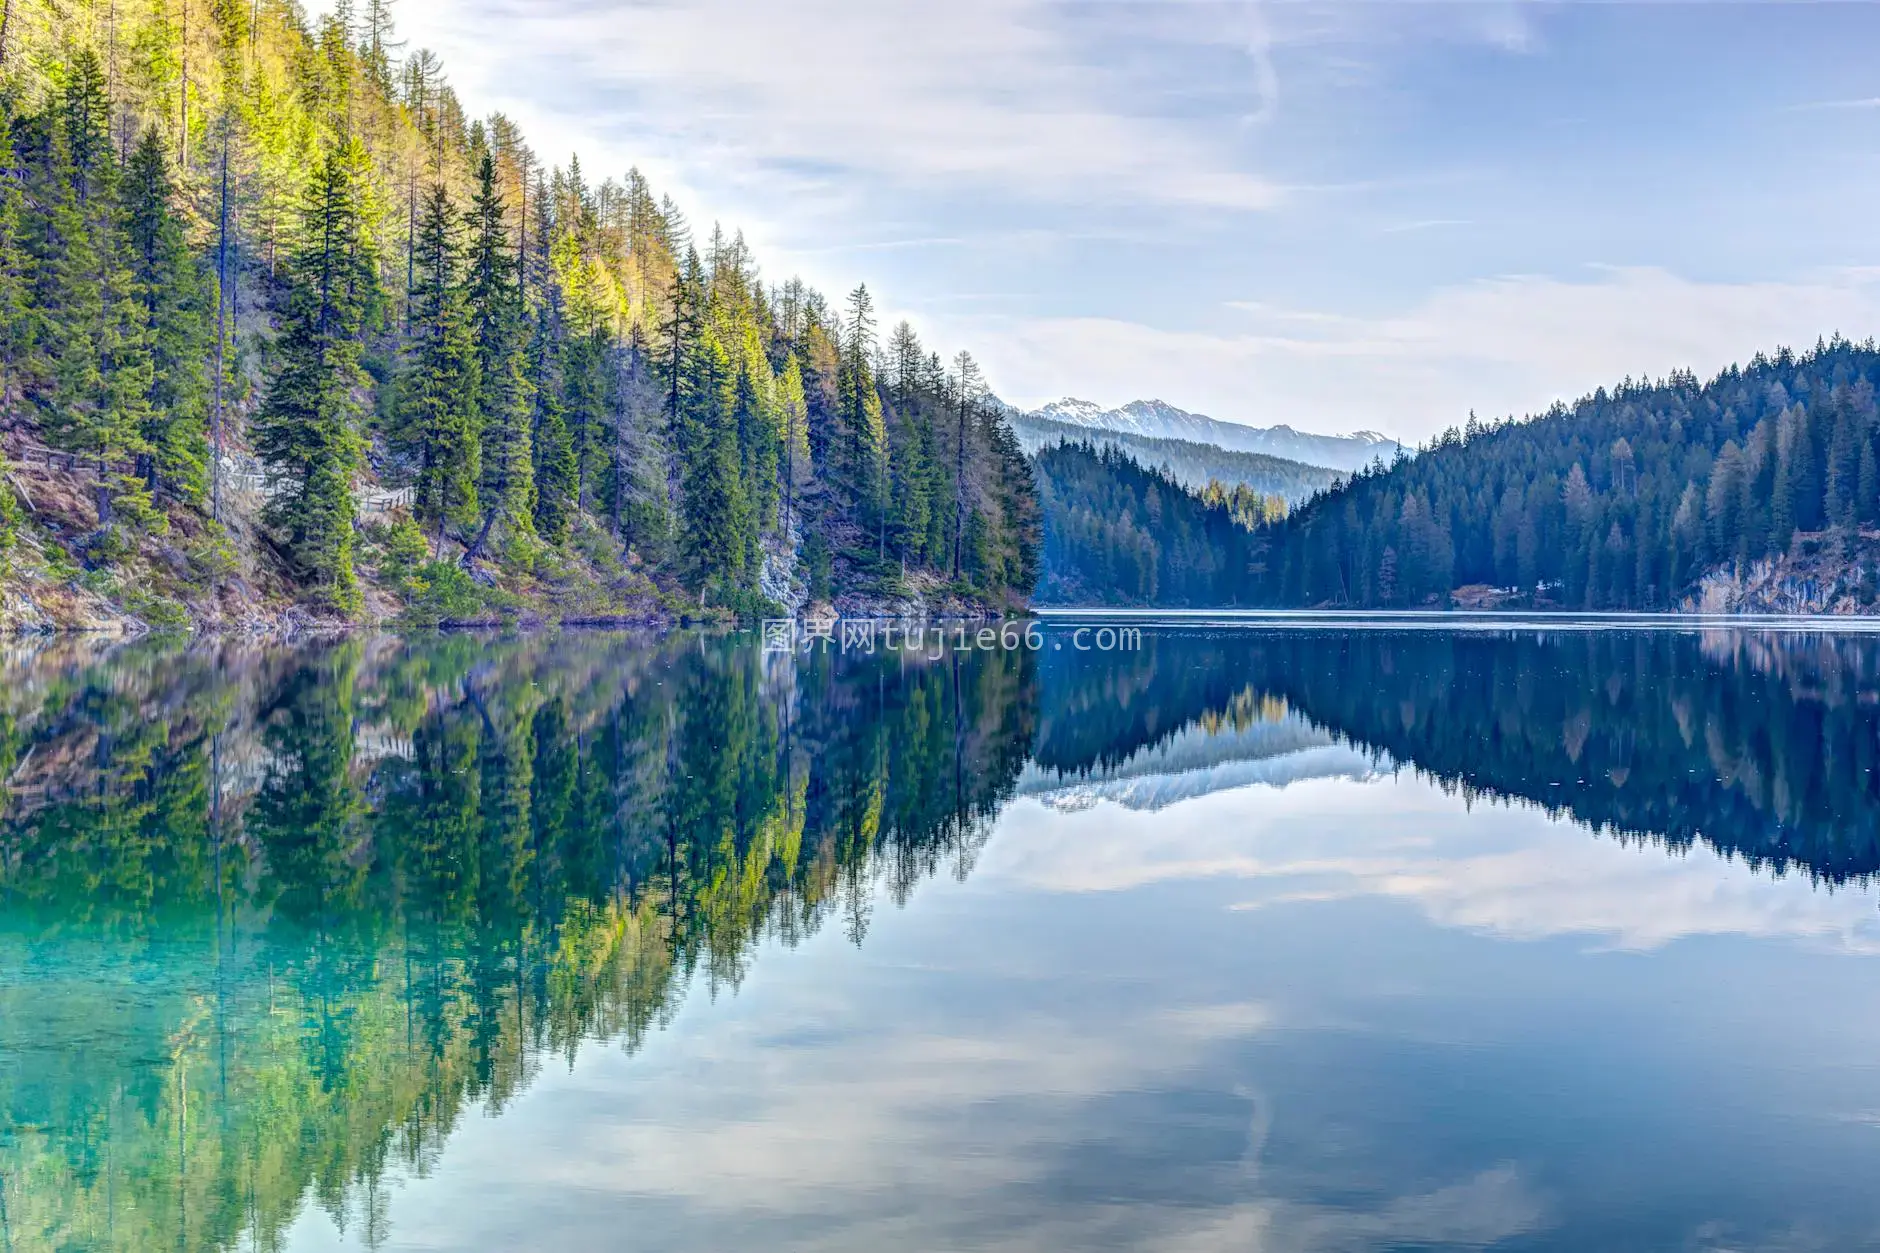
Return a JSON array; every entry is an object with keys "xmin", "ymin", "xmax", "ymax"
[{"xmin": 2, "ymin": 624, "xmax": 1878, "ymax": 1250}]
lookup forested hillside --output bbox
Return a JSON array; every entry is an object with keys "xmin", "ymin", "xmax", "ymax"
[
  {"xmin": 1007, "ymin": 410, "xmax": 1339, "ymax": 502},
  {"xmin": 1255, "ymin": 338, "xmax": 1880, "ymax": 612},
  {"xmin": 1033, "ymin": 443, "xmax": 1263, "ymax": 606},
  {"xmin": 0, "ymin": 1, "xmax": 1039, "ymax": 628}
]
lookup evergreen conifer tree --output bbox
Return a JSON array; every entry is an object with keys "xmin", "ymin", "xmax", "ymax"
[
  {"xmin": 252, "ymin": 139, "xmax": 382, "ymax": 610},
  {"xmin": 122, "ymin": 127, "xmax": 211, "ymax": 502},
  {"xmin": 32, "ymin": 52, "xmax": 161, "ymax": 537},
  {"xmin": 528, "ymin": 296, "xmax": 576, "ymax": 543},
  {"xmin": 0, "ymin": 105, "xmax": 30, "ymax": 421},
  {"xmin": 405, "ymin": 181, "xmax": 480, "ymax": 552},
  {"xmin": 465, "ymin": 153, "xmax": 534, "ymax": 555},
  {"xmin": 836, "ymin": 285, "xmax": 885, "ymax": 554},
  {"xmin": 778, "ymin": 353, "xmax": 809, "ymax": 539},
  {"xmin": 678, "ymin": 323, "xmax": 749, "ymax": 594}
]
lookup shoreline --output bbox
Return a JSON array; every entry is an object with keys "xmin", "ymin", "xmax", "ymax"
[
  {"xmin": 14, "ymin": 605, "xmax": 1880, "ymax": 639},
  {"xmin": 1033, "ymin": 607, "xmax": 1880, "ymax": 632}
]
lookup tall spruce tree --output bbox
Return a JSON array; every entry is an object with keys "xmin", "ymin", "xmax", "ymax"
[
  {"xmin": 464, "ymin": 153, "xmax": 533, "ymax": 557},
  {"xmin": 527, "ymin": 295, "xmax": 576, "ymax": 543},
  {"xmin": 836, "ymin": 285, "xmax": 886, "ymax": 556},
  {"xmin": 0, "ymin": 104, "xmax": 30, "ymax": 421},
  {"xmin": 252, "ymin": 139, "xmax": 382, "ymax": 610},
  {"xmin": 405, "ymin": 181, "xmax": 480, "ymax": 553},
  {"xmin": 678, "ymin": 322, "xmax": 750, "ymax": 594},
  {"xmin": 122, "ymin": 127, "xmax": 211, "ymax": 502},
  {"xmin": 778, "ymin": 353, "xmax": 809, "ymax": 539},
  {"xmin": 32, "ymin": 51, "xmax": 161, "ymax": 537}
]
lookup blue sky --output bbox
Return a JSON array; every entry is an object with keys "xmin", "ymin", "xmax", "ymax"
[{"xmin": 375, "ymin": 1, "xmax": 1880, "ymax": 441}]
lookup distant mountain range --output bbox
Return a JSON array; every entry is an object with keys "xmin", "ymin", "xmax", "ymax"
[
  {"xmin": 1003, "ymin": 397, "xmax": 1405, "ymax": 474},
  {"xmin": 1008, "ymin": 411, "xmax": 1340, "ymax": 504},
  {"xmin": 1016, "ymin": 713, "xmax": 1385, "ymax": 813}
]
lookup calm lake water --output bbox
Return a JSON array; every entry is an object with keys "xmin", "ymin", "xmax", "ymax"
[{"xmin": 4, "ymin": 624, "xmax": 1880, "ymax": 1252}]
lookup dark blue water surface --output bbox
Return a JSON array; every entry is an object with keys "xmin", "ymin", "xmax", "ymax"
[{"xmin": 4, "ymin": 625, "xmax": 1880, "ymax": 1251}]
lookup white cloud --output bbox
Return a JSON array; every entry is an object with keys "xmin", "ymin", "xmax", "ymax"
[
  {"xmin": 344, "ymin": 929, "xmax": 1547, "ymax": 1253},
  {"xmin": 959, "ymin": 267, "xmax": 1880, "ymax": 441},
  {"xmin": 390, "ymin": 0, "xmax": 1281, "ymax": 212},
  {"xmin": 339, "ymin": 3, "xmax": 1880, "ymax": 445},
  {"xmin": 981, "ymin": 775, "xmax": 1880, "ymax": 954}
]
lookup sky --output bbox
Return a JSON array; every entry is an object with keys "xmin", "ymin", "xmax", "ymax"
[{"xmin": 356, "ymin": 0, "xmax": 1880, "ymax": 442}]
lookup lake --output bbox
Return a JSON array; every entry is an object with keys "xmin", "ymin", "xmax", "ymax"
[{"xmin": 4, "ymin": 624, "xmax": 1880, "ymax": 1251}]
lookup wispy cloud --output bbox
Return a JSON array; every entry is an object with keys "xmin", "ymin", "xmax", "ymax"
[
  {"xmin": 1379, "ymin": 217, "xmax": 1474, "ymax": 234},
  {"xmin": 956, "ymin": 267, "xmax": 1880, "ymax": 439},
  {"xmin": 397, "ymin": 0, "xmax": 1285, "ymax": 211},
  {"xmin": 345, "ymin": 1, "xmax": 1880, "ymax": 442},
  {"xmin": 984, "ymin": 774, "xmax": 1880, "ymax": 954},
  {"xmin": 1784, "ymin": 96, "xmax": 1880, "ymax": 112}
]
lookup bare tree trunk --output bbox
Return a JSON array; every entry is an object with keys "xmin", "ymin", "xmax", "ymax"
[{"xmin": 461, "ymin": 505, "xmax": 499, "ymax": 567}]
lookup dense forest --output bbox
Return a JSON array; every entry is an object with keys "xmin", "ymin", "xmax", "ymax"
[
  {"xmin": 0, "ymin": 0, "xmax": 1039, "ymax": 627},
  {"xmin": 1255, "ymin": 339, "xmax": 1880, "ymax": 611},
  {"xmin": 1031, "ymin": 442, "xmax": 1273, "ymax": 607},
  {"xmin": 1006, "ymin": 410, "xmax": 1338, "ymax": 502}
]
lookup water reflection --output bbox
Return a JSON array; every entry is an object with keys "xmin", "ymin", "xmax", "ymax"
[
  {"xmin": 2, "ymin": 625, "xmax": 1879, "ymax": 1250},
  {"xmin": 0, "ymin": 634, "xmax": 1030, "ymax": 1252},
  {"xmin": 1038, "ymin": 628, "xmax": 1880, "ymax": 882}
]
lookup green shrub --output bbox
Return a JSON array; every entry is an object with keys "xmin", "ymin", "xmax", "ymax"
[
  {"xmin": 572, "ymin": 519, "xmax": 625, "ymax": 579},
  {"xmin": 123, "ymin": 587, "xmax": 191, "ymax": 630},
  {"xmin": 400, "ymin": 560, "xmax": 518, "ymax": 625},
  {"xmin": 374, "ymin": 517, "xmax": 431, "ymax": 592},
  {"xmin": 89, "ymin": 525, "xmax": 136, "ymax": 566},
  {"xmin": 706, "ymin": 582, "xmax": 785, "ymax": 625},
  {"xmin": 0, "ymin": 471, "xmax": 21, "ymax": 575},
  {"xmin": 185, "ymin": 529, "xmax": 240, "ymax": 583}
]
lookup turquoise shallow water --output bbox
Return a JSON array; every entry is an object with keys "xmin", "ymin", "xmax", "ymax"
[{"xmin": 3, "ymin": 626, "xmax": 1880, "ymax": 1251}]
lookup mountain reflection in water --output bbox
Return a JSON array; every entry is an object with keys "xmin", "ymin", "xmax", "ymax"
[{"xmin": 2, "ymin": 625, "xmax": 1879, "ymax": 1252}]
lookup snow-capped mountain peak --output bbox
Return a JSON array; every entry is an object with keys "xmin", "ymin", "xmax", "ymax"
[
  {"xmin": 1009, "ymin": 398, "xmax": 1402, "ymax": 474},
  {"xmin": 1035, "ymin": 397, "xmax": 1110, "ymax": 423}
]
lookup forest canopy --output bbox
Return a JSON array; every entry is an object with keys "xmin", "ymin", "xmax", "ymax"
[
  {"xmin": 0, "ymin": 0, "xmax": 1039, "ymax": 623},
  {"xmin": 1251, "ymin": 338, "xmax": 1880, "ymax": 611},
  {"xmin": 1032, "ymin": 442, "xmax": 1272, "ymax": 607}
]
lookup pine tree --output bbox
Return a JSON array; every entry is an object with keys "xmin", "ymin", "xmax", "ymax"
[
  {"xmin": 464, "ymin": 153, "xmax": 533, "ymax": 556},
  {"xmin": 778, "ymin": 353, "xmax": 809, "ymax": 538},
  {"xmin": 1859, "ymin": 434, "xmax": 1879, "ymax": 529},
  {"xmin": 527, "ymin": 296, "xmax": 576, "ymax": 544},
  {"xmin": 950, "ymin": 350, "xmax": 982, "ymax": 580},
  {"xmin": 405, "ymin": 181, "xmax": 480, "ymax": 552},
  {"xmin": 730, "ymin": 317, "xmax": 778, "ymax": 567},
  {"xmin": 32, "ymin": 52, "xmax": 161, "ymax": 537},
  {"xmin": 0, "ymin": 104, "xmax": 31, "ymax": 422},
  {"xmin": 122, "ymin": 127, "xmax": 211, "ymax": 502},
  {"xmin": 678, "ymin": 323, "xmax": 749, "ymax": 594},
  {"xmin": 252, "ymin": 140, "xmax": 382, "ymax": 610},
  {"xmin": 660, "ymin": 248, "xmax": 704, "ymax": 514},
  {"xmin": 836, "ymin": 285, "xmax": 886, "ymax": 553},
  {"xmin": 0, "ymin": 21, "xmax": 1044, "ymax": 617}
]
